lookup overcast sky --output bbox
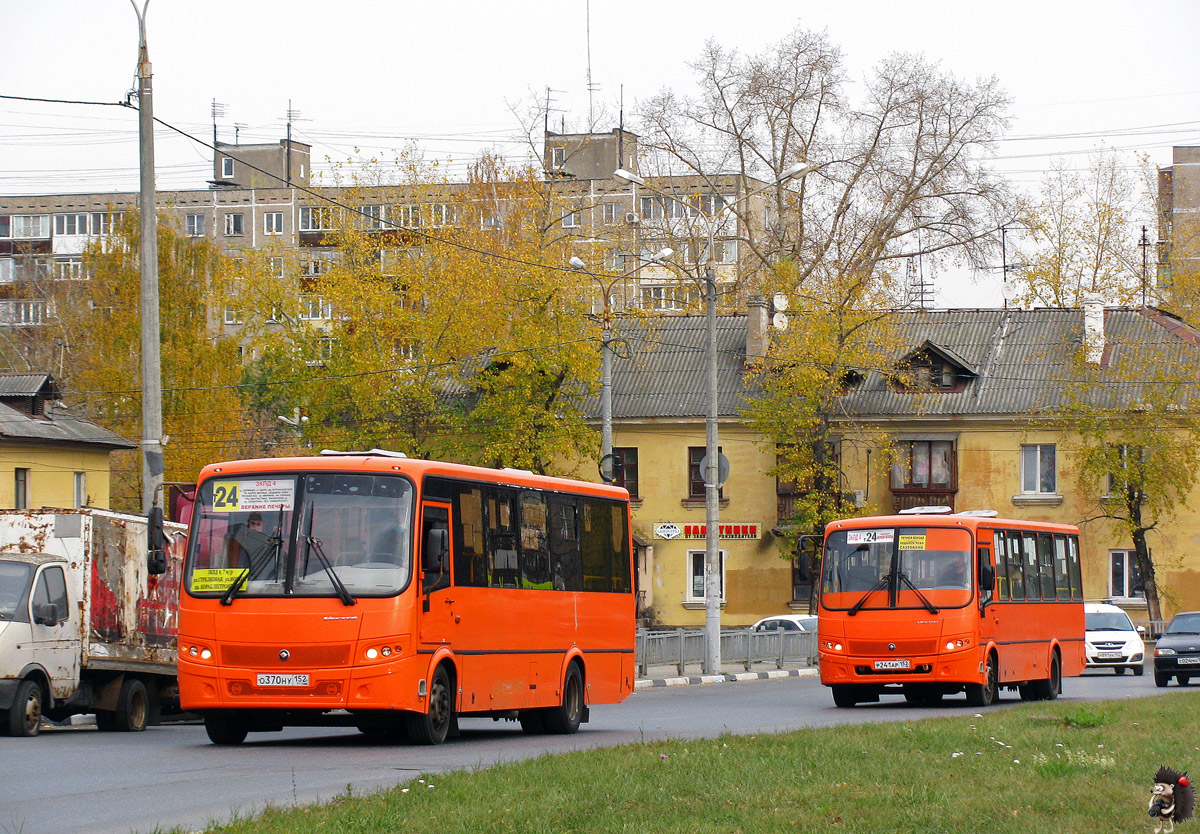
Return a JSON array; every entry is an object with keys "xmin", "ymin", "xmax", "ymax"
[{"xmin": 2, "ymin": 0, "xmax": 1198, "ymax": 306}]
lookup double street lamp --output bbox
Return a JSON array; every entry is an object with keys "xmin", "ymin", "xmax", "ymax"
[
  {"xmin": 613, "ymin": 162, "xmax": 818, "ymax": 674},
  {"xmin": 569, "ymin": 247, "xmax": 673, "ymax": 479}
]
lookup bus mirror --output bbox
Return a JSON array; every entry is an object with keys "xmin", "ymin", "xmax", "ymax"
[
  {"xmin": 147, "ymin": 506, "xmax": 167, "ymax": 575},
  {"xmin": 979, "ymin": 563, "xmax": 995, "ymax": 591},
  {"xmin": 423, "ymin": 528, "xmax": 449, "ymax": 574}
]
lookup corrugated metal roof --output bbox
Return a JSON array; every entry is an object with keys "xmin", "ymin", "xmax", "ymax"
[
  {"xmin": 0, "ymin": 373, "xmax": 59, "ymax": 398},
  {"xmin": 593, "ymin": 308, "xmax": 1200, "ymax": 422},
  {"xmin": 0, "ymin": 401, "xmax": 135, "ymax": 449}
]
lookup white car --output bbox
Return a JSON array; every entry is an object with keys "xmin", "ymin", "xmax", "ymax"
[
  {"xmin": 1084, "ymin": 602, "xmax": 1146, "ymax": 675},
  {"xmin": 751, "ymin": 614, "xmax": 818, "ymax": 633}
]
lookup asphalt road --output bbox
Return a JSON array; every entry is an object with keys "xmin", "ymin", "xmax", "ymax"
[{"xmin": 0, "ymin": 667, "xmax": 1167, "ymax": 834}]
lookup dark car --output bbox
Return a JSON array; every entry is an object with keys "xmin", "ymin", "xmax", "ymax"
[{"xmin": 1153, "ymin": 611, "xmax": 1200, "ymax": 687}]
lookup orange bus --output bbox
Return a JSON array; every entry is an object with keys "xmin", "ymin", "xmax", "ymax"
[
  {"xmin": 817, "ymin": 509, "xmax": 1084, "ymax": 708},
  {"xmin": 177, "ymin": 450, "xmax": 636, "ymax": 745}
]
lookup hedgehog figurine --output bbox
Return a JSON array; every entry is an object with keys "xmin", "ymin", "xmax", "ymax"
[{"xmin": 1150, "ymin": 766, "xmax": 1195, "ymax": 834}]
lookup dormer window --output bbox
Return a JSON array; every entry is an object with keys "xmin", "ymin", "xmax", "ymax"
[{"xmin": 892, "ymin": 340, "xmax": 976, "ymax": 393}]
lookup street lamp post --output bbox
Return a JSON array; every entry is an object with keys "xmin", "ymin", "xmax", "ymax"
[
  {"xmin": 570, "ymin": 249, "xmax": 672, "ymax": 479},
  {"xmin": 614, "ymin": 163, "xmax": 817, "ymax": 674}
]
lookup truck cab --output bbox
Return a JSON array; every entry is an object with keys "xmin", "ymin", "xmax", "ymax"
[{"xmin": 0, "ymin": 552, "xmax": 81, "ymax": 735}]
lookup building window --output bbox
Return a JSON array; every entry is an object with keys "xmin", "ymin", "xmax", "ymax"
[
  {"xmin": 299, "ymin": 206, "xmax": 335, "ymax": 231},
  {"xmin": 562, "ymin": 210, "xmax": 580, "ymax": 228},
  {"xmin": 687, "ymin": 550, "xmax": 725, "ymax": 602},
  {"xmin": 688, "ymin": 446, "xmax": 724, "ymax": 500},
  {"xmin": 611, "ymin": 448, "xmax": 639, "ymax": 498},
  {"xmin": 1106, "ymin": 444, "xmax": 1146, "ymax": 497},
  {"xmin": 1021, "ymin": 444, "xmax": 1057, "ymax": 494},
  {"xmin": 359, "ymin": 205, "xmax": 387, "ymax": 229},
  {"xmin": 298, "ymin": 295, "xmax": 332, "ymax": 321},
  {"xmin": 223, "ymin": 306, "xmax": 244, "ymax": 325},
  {"xmin": 14, "ymin": 468, "xmax": 28, "ymax": 510},
  {"xmin": 1110, "ymin": 549, "xmax": 1145, "ymax": 599},
  {"xmin": 268, "ymin": 256, "xmax": 285, "ymax": 278},
  {"xmin": 185, "ymin": 214, "xmax": 205, "ymax": 237},
  {"xmin": 602, "ymin": 203, "xmax": 619, "ymax": 224},
  {"xmin": 11, "ymin": 215, "xmax": 49, "ymax": 239},
  {"xmin": 639, "ymin": 196, "xmax": 665, "ymax": 221},
  {"xmin": 0, "ymin": 259, "xmax": 12, "ymax": 284},
  {"xmin": 892, "ymin": 440, "xmax": 955, "ymax": 490},
  {"xmin": 300, "ymin": 252, "xmax": 334, "ymax": 277},
  {"xmin": 53, "ymin": 257, "xmax": 85, "ymax": 281},
  {"xmin": 5, "ymin": 300, "xmax": 49, "ymax": 326},
  {"xmin": 0, "ymin": 215, "xmax": 9, "ymax": 237},
  {"xmin": 427, "ymin": 203, "xmax": 455, "ymax": 227},
  {"xmin": 91, "ymin": 212, "xmax": 121, "ymax": 236},
  {"xmin": 223, "ymin": 213, "xmax": 244, "ymax": 236},
  {"xmin": 264, "ymin": 212, "xmax": 284, "ymax": 235},
  {"xmin": 74, "ymin": 472, "xmax": 86, "ymax": 508},
  {"xmin": 552, "ymin": 146, "xmax": 566, "ymax": 167},
  {"xmin": 222, "ymin": 157, "xmax": 234, "ymax": 179},
  {"xmin": 53, "ymin": 213, "xmax": 89, "ymax": 236}
]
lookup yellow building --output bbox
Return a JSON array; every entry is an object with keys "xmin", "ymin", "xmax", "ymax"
[
  {"xmin": 610, "ymin": 307, "xmax": 1200, "ymax": 629},
  {"xmin": 0, "ymin": 373, "xmax": 133, "ymax": 510}
]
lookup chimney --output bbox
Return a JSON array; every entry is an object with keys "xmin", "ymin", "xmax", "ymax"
[
  {"xmin": 1082, "ymin": 295, "xmax": 1106, "ymax": 364},
  {"xmin": 747, "ymin": 296, "xmax": 769, "ymax": 362}
]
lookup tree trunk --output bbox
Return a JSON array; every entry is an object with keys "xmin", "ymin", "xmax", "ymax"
[{"xmin": 1132, "ymin": 527, "xmax": 1162, "ymax": 624}]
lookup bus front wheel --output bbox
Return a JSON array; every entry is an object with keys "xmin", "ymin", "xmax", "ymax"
[
  {"xmin": 831, "ymin": 685, "xmax": 859, "ymax": 708},
  {"xmin": 406, "ymin": 665, "xmax": 454, "ymax": 745},
  {"xmin": 966, "ymin": 653, "xmax": 998, "ymax": 707},
  {"xmin": 205, "ymin": 712, "xmax": 248, "ymax": 745}
]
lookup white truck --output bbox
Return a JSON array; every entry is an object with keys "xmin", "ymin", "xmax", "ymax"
[{"xmin": 0, "ymin": 508, "xmax": 187, "ymax": 736}]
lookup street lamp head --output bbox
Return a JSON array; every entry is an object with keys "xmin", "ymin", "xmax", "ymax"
[
  {"xmin": 568, "ymin": 256, "xmax": 586, "ymax": 271},
  {"xmin": 780, "ymin": 161, "xmax": 818, "ymax": 181},
  {"xmin": 650, "ymin": 247, "xmax": 674, "ymax": 263},
  {"xmin": 613, "ymin": 168, "xmax": 646, "ymax": 186}
]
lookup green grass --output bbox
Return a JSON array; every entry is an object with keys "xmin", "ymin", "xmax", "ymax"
[{"xmin": 201, "ymin": 693, "xmax": 1200, "ymax": 834}]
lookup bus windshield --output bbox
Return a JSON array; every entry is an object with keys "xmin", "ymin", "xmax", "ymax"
[
  {"xmin": 821, "ymin": 526, "xmax": 973, "ymax": 611},
  {"xmin": 185, "ymin": 472, "xmax": 414, "ymax": 599}
]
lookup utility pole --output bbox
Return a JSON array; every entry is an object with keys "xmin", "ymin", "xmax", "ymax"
[
  {"xmin": 132, "ymin": 0, "xmax": 164, "ymax": 518},
  {"xmin": 1139, "ymin": 225, "xmax": 1151, "ymax": 307}
]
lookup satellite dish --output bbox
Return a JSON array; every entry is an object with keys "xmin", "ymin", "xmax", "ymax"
[
  {"xmin": 772, "ymin": 292, "xmax": 790, "ymax": 312},
  {"xmin": 1001, "ymin": 282, "xmax": 1019, "ymax": 301},
  {"xmin": 772, "ymin": 312, "xmax": 789, "ymax": 331}
]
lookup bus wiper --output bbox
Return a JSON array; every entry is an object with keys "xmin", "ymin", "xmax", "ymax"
[
  {"xmin": 896, "ymin": 571, "xmax": 939, "ymax": 615},
  {"xmin": 848, "ymin": 576, "xmax": 890, "ymax": 616},
  {"xmin": 220, "ymin": 535, "xmax": 282, "ymax": 606},
  {"xmin": 304, "ymin": 534, "xmax": 356, "ymax": 606}
]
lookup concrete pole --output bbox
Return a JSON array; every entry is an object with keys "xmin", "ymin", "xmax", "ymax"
[
  {"xmin": 133, "ymin": 0, "xmax": 164, "ymax": 516},
  {"xmin": 703, "ymin": 225, "xmax": 722, "ymax": 675}
]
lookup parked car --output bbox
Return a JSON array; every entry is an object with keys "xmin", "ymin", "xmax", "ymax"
[
  {"xmin": 751, "ymin": 614, "xmax": 818, "ymax": 633},
  {"xmin": 1084, "ymin": 602, "xmax": 1145, "ymax": 675},
  {"xmin": 1154, "ymin": 611, "xmax": 1200, "ymax": 687}
]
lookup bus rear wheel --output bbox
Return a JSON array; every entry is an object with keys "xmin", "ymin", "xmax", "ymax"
[
  {"xmin": 966, "ymin": 653, "xmax": 998, "ymax": 707},
  {"xmin": 1031, "ymin": 652, "xmax": 1061, "ymax": 700},
  {"xmin": 406, "ymin": 665, "xmax": 453, "ymax": 745},
  {"xmin": 543, "ymin": 663, "xmax": 584, "ymax": 734}
]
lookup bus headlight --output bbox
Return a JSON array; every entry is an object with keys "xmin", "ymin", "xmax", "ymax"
[{"xmin": 366, "ymin": 648, "xmax": 379, "ymax": 659}]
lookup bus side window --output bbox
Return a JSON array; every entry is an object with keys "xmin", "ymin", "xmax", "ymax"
[
  {"xmin": 992, "ymin": 531, "xmax": 1009, "ymax": 600},
  {"xmin": 519, "ymin": 491, "xmax": 550, "ymax": 589},
  {"xmin": 487, "ymin": 491, "xmax": 519, "ymax": 588},
  {"xmin": 1022, "ymin": 532, "xmax": 1040, "ymax": 600},
  {"xmin": 452, "ymin": 486, "xmax": 488, "ymax": 587},
  {"xmin": 1037, "ymin": 533, "xmax": 1055, "ymax": 600},
  {"xmin": 549, "ymin": 497, "xmax": 582, "ymax": 592},
  {"xmin": 1007, "ymin": 531, "xmax": 1025, "ymax": 600},
  {"xmin": 1053, "ymin": 535, "xmax": 1071, "ymax": 600},
  {"xmin": 1068, "ymin": 536, "xmax": 1083, "ymax": 601}
]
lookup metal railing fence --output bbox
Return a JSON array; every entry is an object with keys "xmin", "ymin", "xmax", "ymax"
[{"xmin": 635, "ymin": 628, "xmax": 817, "ymax": 677}]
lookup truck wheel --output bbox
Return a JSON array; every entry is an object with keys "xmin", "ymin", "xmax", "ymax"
[
  {"xmin": 8, "ymin": 679, "xmax": 43, "ymax": 737},
  {"xmin": 205, "ymin": 712, "xmax": 248, "ymax": 745},
  {"xmin": 114, "ymin": 678, "xmax": 149, "ymax": 732}
]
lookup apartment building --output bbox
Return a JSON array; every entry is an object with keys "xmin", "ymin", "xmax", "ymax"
[{"xmin": 1158, "ymin": 145, "xmax": 1200, "ymax": 289}]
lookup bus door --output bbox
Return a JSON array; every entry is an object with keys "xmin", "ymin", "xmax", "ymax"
[
  {"xmin": 417, "ymin": 503, "xmax": 455, "ymax": 647},
  {"xmin": 976, "ymin": 537, "xmax": 997, "ymax": 656}
]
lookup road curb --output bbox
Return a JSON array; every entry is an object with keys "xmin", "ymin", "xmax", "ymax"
[{"xmin": 634, "ymin": 667, "xmax": 818, "ymax": 690}]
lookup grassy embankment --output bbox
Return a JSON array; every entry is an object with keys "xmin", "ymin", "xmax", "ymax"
[{"xmin": 197, "ymin": 692, "xmax": 1200, "ymax": 834}]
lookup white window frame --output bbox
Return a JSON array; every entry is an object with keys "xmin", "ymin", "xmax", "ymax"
[
  {"xmin": 11, "ymin": 215, "xmax": 49, "ymax": 239},
  {"xmin": 221, "ymin": 157, "xmax": 235, "ymax": 179},
  {"xmin": 552, "ymin": 147, "xmax": 566, "ymax": 167},
  {"xmin": 298, "ymin": 295, "xmax": 332, "ymax": 321},
  {"xmin": 602, "ymin": 203, "xmax": 619, "ymax": 224},
  {"xmin": 53, "ymin": 213, "xmax": 89, "ymax": 236},
  {"xmin": 686, "ymin": 549, "xmax": 726, "ymax": 603},
  {"xmin": 0, "ymin": 259, "xmax": 13, "ymax": 284},
  {"xmin": 223, "ymin": 306, "xmax": 244, "ymax": 325},
  {"xmin": 1109, "ymin": 549, "xmax": 1145, "ymax": 600},
  {"xmin": 185, "ymin": 213, "xmax": 205, "ymax": 237},
  {"xmin": 223, "ymin": 213, "xmax": 244, "ymax": 237},
  {"xmin": 562, "ymin": 210, "xmax": 580, "ymax": 229},
  {"xmin": 264, "ymin": 212, "xmax": 284, "ymax": 235},
  {"xmin": 53, "ymin": 256, "xmax": 85, "ymax": 281},
  {"xmin": 73, "ymin": 471, "xmax": 86, "ymax": 509},
  {"xmin": 1020, "ymin": 443, "xmax": 1057, "ymax": 494},
  {"xmin": 299, "ymin": 206, "xmax": 335, "ymax": 232}
]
